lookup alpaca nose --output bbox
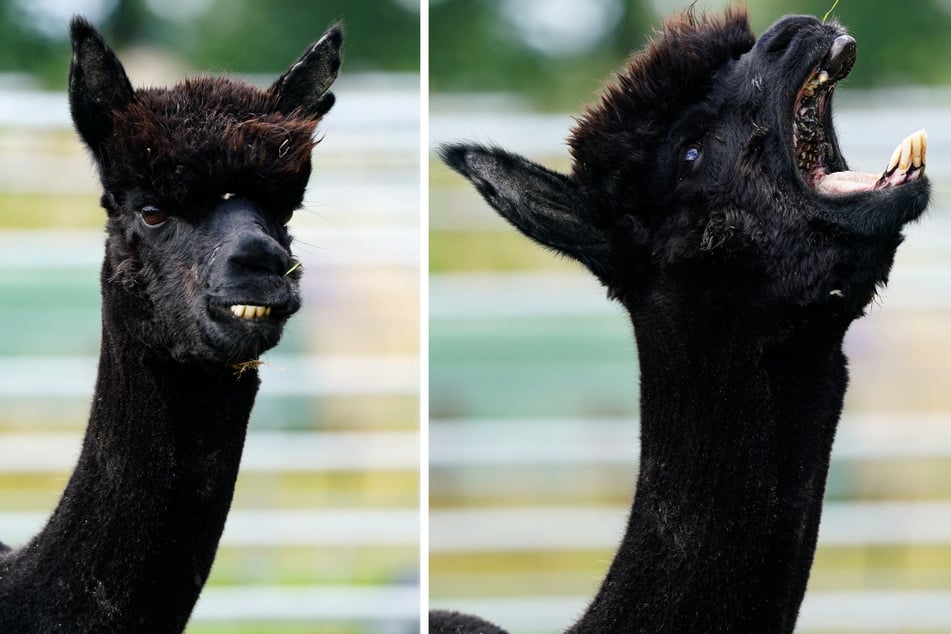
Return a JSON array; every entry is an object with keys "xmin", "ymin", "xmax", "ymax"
[
  {"xmin": 227, "ymin": 233, "xmax": 292, "ymax": 277},
  {"xmin": 209, "ymin": 196, "xmax": 293, "ymax": 277}
]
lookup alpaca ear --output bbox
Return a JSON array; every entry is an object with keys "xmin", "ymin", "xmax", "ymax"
[
  {"xmin": 270, "ymin": 24, "xmax": 343, "ymax": 117},
  {"xmin": 441, "ymin": 144, "xmax": 612, "ymax": 277},
  {"xmin": 68, "ymin": 17, "xmax": 135, "ymax": 156}
]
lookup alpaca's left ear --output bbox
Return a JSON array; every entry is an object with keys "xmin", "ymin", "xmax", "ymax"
[
  {"xmin": 68, "ymin": 17, "xmax": 135, "ymax": 157},
  {"xmin": 270, "ymin": 24, "xmax": 343, "ymax": 117},
  {"xmin": 441, "ymin": 144, "xmax": 613, "ymax": 279}
]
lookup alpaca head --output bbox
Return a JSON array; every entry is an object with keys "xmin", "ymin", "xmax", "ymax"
[
  {"xmin": 68, "ymin": 18, "xmax": 341, "ymax": 366},
  {"xmin": 444, "ymin": 9, "xmax": 929, "ymax": 331}
]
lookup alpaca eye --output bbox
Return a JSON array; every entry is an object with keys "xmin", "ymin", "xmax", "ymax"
[
  {"xmin": 678, "ymin": 142, "xmax": 703, "ymax": 182},
  {"xmin": 682, "ymin": 143, "xmax": 702, "ymax": 164},
  {"xmin": 277, "ymin": 210, "xmax": 294, "ymax": 226},
  {"xmin": 141, "ymin": 206, "xmax": 169, "ymax": 227}
]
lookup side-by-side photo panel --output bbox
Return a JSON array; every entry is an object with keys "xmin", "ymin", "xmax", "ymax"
[
  {"xmin": 430, "ymin": 1, "xmax": 951, "ymax": 632},
  {"xmin": 0, "ymin": 2, "xmax": 419, "ymax": 633}
]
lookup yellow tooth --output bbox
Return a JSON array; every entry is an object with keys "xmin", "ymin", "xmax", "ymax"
[
  {"xmin": 818, "ymin": 71, "xmax": 829, "ymax": 85},
  {"xmin": 254, "ymin": 305, "xmax": 267, "ymax": 318},
  {"xmin": 231, "ymin": 305, "xmax": 245, "ymax": 319},
  {"xmin": 909, "ymin": 132, "xmax": 920, "ymax": 168},
  {"xmin": 911, "ymin": 129, "xmax": 926, "ymax": 168},
  {"xmin": 264, "ymin": 306, "xmax": 273, "ymax": 317},
  {"xmin": 898, "ymin": 136, "xmax": 912, "ymax": 172}
]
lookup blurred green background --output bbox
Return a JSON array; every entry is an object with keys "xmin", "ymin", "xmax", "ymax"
[
  {"xmin": 431, "ymin": 0, "xmax": 951, "ymax": 109},
  {"xmin": 0, "ymin": 1, "xmax": 419, "ymax": 633},
  {"xmin": 430, "ymin": 1, "xmax": 951, "ymax": 632}
]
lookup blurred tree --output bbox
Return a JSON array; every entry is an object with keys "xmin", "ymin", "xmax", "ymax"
[
  {"xmin": 181, "ymin": 0, "xmax": 419, "ymax": 75},
  {"xmin": 0, "ymin": 0, "xmax": 419, "ymax": 88},
  {"xmin": 430, "ymin": 0, "xmax": 655, "ymax": 109}
]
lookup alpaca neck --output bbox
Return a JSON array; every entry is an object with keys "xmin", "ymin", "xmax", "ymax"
[
  {"xmin": 0, "ymin": 273, "xmax": 258, "ymax": 632},
  {"xmin": 572, "ymin": 308, "xmax": 847, "ymax": 633}
]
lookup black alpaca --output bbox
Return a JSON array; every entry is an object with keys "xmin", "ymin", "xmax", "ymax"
[
  {"xmin": 435, "ymin": 8, "xmax": 928, "ymax": 634},
  {"xmin": 0, "ymin": 19, "xmax": 341, "ymax": 632}
]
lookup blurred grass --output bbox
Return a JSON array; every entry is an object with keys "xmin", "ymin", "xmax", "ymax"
[{"xmin": 430, "ymin": 230, "xmax": 579, "ymax": 273}]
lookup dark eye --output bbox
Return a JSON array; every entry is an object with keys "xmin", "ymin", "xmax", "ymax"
[
  {"xmin": 277, "ymin": 210, "xmax": 294, "ymax": 226},
  {"xmin": 141, "ymin": 205, "xmax": 169, "ymax": 227}
]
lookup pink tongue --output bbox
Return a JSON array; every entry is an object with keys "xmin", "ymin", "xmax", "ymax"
[{"xmin": 815, "ymin": 171, "xmax": 879, "ymax": 195}]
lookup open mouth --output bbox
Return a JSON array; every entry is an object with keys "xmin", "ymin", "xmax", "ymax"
[{"xmin": 793, "ymin": 34, "xmax": 926, "ymax": 195}]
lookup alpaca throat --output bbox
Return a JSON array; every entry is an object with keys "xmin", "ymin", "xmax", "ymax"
[
  {"xmin": 575, "ymin": 322, "xmax": 847, "ymax": 633},
  {"xmin": 0, "ymin": 318, "xmax": 260, "ymax": 632}
]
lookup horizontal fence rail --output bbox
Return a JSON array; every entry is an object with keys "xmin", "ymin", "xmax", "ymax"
[
  {"xmin": 430, "ymin": 501, "xmax": 951, "ymax": 551},
  {"xmin": 194, "ymin": 584, "xmax": 420, "ymax": 623},
  {"xmin": 0, "ymin": 431, "xmax": 418, "ymax": 472},
  {"xmin": 430, "ymin": 416, "xmax": 951, "ymax": 464},
  {"xmin": 0, "ymin": 509, "xmax": 418, "ymax": 548},
  {"xmin": 430, "ymin": 590, "xmax": 951, "ymax": 633},
  {"xmin": 0, "ymin": 355, "xmax": 418, "ymax": 397}
]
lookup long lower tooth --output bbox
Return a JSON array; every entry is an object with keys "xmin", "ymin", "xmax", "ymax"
[
  {"xmin": 818, "ymin": 70, "xmax": 829, "ymax": 85},
  {"xmin": 254, "ymin": 305, "xmax": 267, "ymax": 318},
  {"xmin": 231, "ymin": 305, "xmax": 246, "ymax": 319},
  {"xmin": 899, "ymin": 136, "xmax": 912, "ymax": 171},
  {"xmin": 884, "ymin": 130, "xmax": 927, "ymax": 175},
  {"xmin": 911, "ymin": 130, "xmax": 924, "ymax": 168}
]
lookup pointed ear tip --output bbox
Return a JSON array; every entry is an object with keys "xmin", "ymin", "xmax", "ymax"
[
  {"xmin": 439, "ymin": 143, "xmax": 499, "ymax": 175},
  {"xmin": 320, "ymin": 23, "xmax": 344, "ymax": 49},
  {"xmin": 69, "ymin": 15, "xmax": 97, "ymax": 43},
  {"xmin": 438, "ymin": 143, "xmax": 471, "ymax": 172}
]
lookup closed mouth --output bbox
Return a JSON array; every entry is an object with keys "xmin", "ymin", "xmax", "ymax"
[
  {"xmin": 208, "ymin": 296, "xmax": 300, "ymax": 324},
  {"xmin": 230, "ymin": 304, "xmax": 274, "ymax": 320}
]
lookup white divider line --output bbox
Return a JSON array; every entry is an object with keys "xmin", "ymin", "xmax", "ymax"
[
  {"xmin": 0, "ymin": 508, "xmax": 419, "ymax": 548},
  {"xmin": 0, "ymin": 431, "xmax": 418, "ymax": 473}
]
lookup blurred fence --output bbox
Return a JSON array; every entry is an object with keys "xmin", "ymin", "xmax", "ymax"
[
  {"xmin": 430, "ymin": 90, "xmax": 951, "ymax": 633},
  {"xmin": 0, "ymin": 73, "xmax": 420, "ymax": 634}
]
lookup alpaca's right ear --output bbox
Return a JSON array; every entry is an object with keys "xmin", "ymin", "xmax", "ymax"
[
  {"xmin": 270, "ymin": 24, "xmax": 342, "ymax": 118},
  {"xmin": 68, "ymin": 17, "xmax": 135, "ymax": 157},
  {"xmin": 441, "ymin": 144, "xmax": 612, "ymax": 278}
]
